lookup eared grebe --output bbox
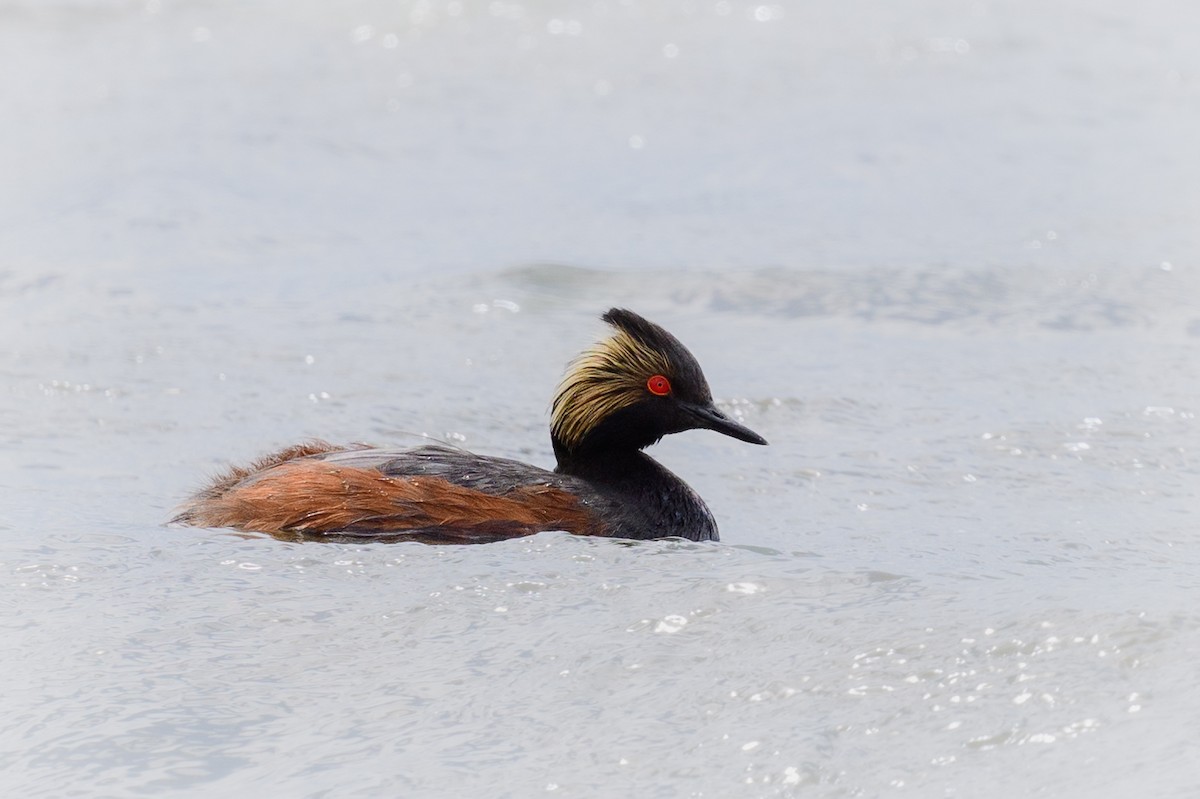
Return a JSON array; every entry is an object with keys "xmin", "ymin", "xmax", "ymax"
[{"xmin": 173, "ymin": 308, "xmax": 766, "ymax": 543}]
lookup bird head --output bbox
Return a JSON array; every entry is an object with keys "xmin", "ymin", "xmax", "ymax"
[{"xmin": 550, "ymin": 308, "xmax": 767, "ymax": 457}]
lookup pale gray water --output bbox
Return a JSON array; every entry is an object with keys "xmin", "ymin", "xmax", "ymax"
[{"xmin": 2, "ymin": 1, "xmax": 1199, "ymax": 796}]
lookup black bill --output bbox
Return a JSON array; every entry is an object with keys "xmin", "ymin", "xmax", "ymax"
[{"xmin": 683, "ymin": 402, "xmax": 768, "ymax": 446}]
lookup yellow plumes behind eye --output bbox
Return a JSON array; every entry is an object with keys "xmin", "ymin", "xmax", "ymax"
[{"xmin": 551, "ymin": 327, "xmax": 674, "ymax": 450}]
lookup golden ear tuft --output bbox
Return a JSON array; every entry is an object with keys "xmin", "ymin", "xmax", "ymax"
[{"xmin": 551, "ymin": 324, "xmax": 674, "ymax": 450}]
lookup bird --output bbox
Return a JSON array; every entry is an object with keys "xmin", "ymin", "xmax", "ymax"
[{"xmin": 172, "ymin": 308, "xmax": 767, "ymax": 544}]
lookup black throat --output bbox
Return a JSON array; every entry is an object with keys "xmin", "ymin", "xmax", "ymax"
[{"xmin": 552, "ymin": 437, "xmax": 719, "ymax": 542}]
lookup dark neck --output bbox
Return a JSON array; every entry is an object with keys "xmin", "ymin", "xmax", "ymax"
[
  {"xmin": 552, "ymin": 438, "xmax": 719, "ymax": 542},
  {"xmin": 552, "ymin": 441, "xmax": 655, "ymax": 483}
]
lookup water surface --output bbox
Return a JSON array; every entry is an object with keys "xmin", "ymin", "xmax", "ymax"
[{"xmin": 2, "ymin": 1, "xmax": 1199, "ymax": 796}]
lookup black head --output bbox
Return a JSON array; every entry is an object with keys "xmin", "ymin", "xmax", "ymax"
[{"xmin": 550, "ymin": 308, "xmax": 767, "ymax": 458}]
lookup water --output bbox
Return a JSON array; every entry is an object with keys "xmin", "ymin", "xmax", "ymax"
[{"xmin": 3, "ymin": 1, "xmax": 1199, "ymax": 796}]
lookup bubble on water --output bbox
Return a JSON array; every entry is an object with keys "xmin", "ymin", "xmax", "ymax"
[
  {"xmin": 654, "ymin": 615, "xmax": 688, "ymax": 633},
  {"xmin": 752, "ymin": 5, "xmax": 783, "ymax": 22},
  {"xmin": 545, "ymin": 17, "xmax": 580, "ymax": 36}
]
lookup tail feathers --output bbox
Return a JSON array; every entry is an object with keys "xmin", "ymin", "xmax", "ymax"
[{"xmin": 188, "ymin": 440, "xmax": 354, "ymax": 497}]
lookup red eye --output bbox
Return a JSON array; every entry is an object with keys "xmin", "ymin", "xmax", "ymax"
[{"xmin": 647, "ymin": 374, "xmax": 671, "ymax": 396}]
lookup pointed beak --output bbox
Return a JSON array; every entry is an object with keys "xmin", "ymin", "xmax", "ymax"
[{"xmin": 682, "ymin": 402, "xmax": 768, "ymax": 446}]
